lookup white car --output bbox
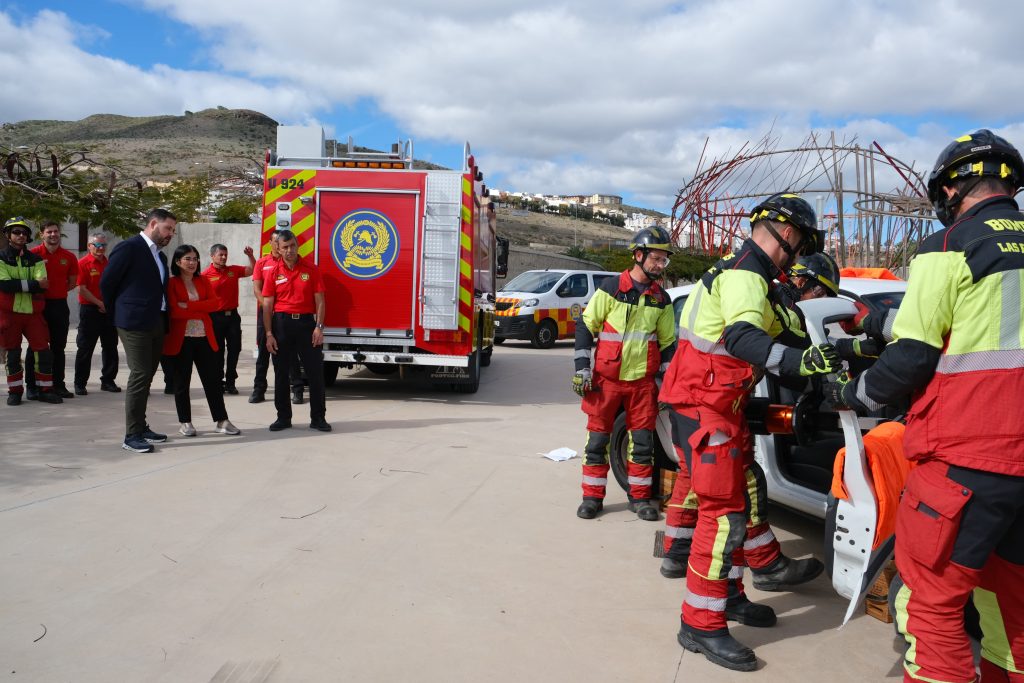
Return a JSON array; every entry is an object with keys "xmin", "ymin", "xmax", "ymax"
[{"xmin": 607, "ymin": 276, "xmax": 908, "ymax": 621}]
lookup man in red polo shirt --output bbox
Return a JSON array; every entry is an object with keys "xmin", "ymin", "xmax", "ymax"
[
  {"xmin": 203, "ymin": 243, "xmax": 256, "ymax": 395},
  {"xmin": 250, "ymin": 229, "xmax": 303, "ymax": 404},
  {"xmin": 73, "ymin": 232, "xmax": 120, "ymax": 395},
  {"xmin": 26, "ymin": 220, "xmax": 78, "ymax": 399},
  {"xmin": 262, "ymin": 229, "xmax": 329, "ymax": 432}
]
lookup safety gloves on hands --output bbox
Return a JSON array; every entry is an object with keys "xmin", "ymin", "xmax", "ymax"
[
  {"xmin": 572, "ymin": 368, "xmax": 593, "ymax": 396},
  {"xmin": 822, "ymin": 372, "xmax": 861, "ymax": 411},
  {"xmin": 798, "ymin": 343, "xmax": 841, "ymax": 376},
  {"xmin": 839, "ymin": 301, "xmax": 871, "ymax": 335},
  {"xmin": 835, "ymin": 337, "xmax": 883, "ymax": 360}
]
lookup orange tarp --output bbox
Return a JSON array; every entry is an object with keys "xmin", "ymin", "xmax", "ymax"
[
  {"xmin": 831, "ymin": 421, "xmax": 914, "ymax": 550},
  {"xmin": 839, "ymin": 267, "xmax": 902, "ymax": 281}
]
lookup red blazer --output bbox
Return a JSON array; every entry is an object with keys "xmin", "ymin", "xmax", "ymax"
[{"xmin": 162, "ymin": 275, "xmax": 220, "ymax": 356}]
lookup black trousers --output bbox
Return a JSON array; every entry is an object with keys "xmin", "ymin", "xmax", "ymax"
[
  {"xmin": 210, "ymin": 309, "xmax": 242, "ymax": 385},
  {"xmin": 26, "ymin": 298, "xmax": 70, "ymax": 389},
  {"xmin": 271, "ymin": 313, "xmax": 325, "ymax": 422},
  {"xmin": 74, "ymin": 304, "xmax": 119, "ymax": 387},
  {"xmin": 171, "ymin": 336, "xmax": 229, "ymax": 424},
  {"xmin": 255, "ymin": 314, "xmax": 303, "ymax": 393}
]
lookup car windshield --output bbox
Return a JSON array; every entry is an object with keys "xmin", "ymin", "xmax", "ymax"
[
  {"xmin": 501, "ymin": 271, "xmax": 562, "ymax": 294},
  {"xmin": 861, "ymin": 291, "xmax": 904, "ymax": 311}
]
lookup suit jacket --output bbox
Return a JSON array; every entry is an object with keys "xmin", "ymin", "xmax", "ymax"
[
  {"xmin": 100, "ymin": 234, "xmax": 168, "ymax": 331},
  {"xmin": 162, "ymin": 275, "xmax": 220, "ymax": 356}
]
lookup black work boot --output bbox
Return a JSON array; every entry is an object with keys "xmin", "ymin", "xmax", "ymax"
[
  {"xmin": 37, "ymin": 391, "xmax": 63, "ymax": 404},
  {"xmin": 660, "ymin": 557, "xmax": 687, "ymax": 579},
  {"xmin": 677, "ymin": 621, "xmax": 757, "ymax": 672},
  {"xmin": 7, "ymin": 392, "xmax": 22, "ymax": 406},
  {"xmin": 628, "ymin": 498, "xmax": 660, "ymax": 521},
  {"xmin": 292, "ymin": 387, "xmax": 304, "ymax": 405},
  {"xmin": 576, "ymin": 498, "xmax": 603, "ymax": 520},
  {"xmin": 751, "ymin": 555, "xmax": 824, "ymax": 592},
  {"xmin": 248, "ymin": 389, "xmax": 265, "ymax": 404},
  {"xmin": 55, "ymin": 384, "xmax": 74, "ymax": 399},
  {"xmin": 725, "ymin": 593, "xmax": 777, "ymax": 628}
]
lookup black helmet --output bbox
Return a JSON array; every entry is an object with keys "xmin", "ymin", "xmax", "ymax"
[
  {"xmin": 927, "ymin": 129, "xmax": 1024, "ymax": 227},
  {"xmin": 749, "ymin": 193, "xmax": 821, "ymax": 255},
  {"xmin": 3, "ymin": 216, "xmax": 30, "ymax": 235},
  {"xmin": 629, "ymin": 226, "xmax": 675, "ymax": 255},
  {"xmin": 790, "ymin": 252, "xmax": 840, "ymax": 297}
]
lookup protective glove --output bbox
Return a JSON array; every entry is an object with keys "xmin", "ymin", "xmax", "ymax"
[
  {"xmin": 798, "ymin": 343, "xmax": 842, "ymax": 376},
  {"xmin": 822, "ymin": 372, "xmax": 858, "ymax": 411},
  {"xmin": 572, "ymin": 368, "xmax": 593, "ymax": 396},
  {"xmin": 835, "ymin": 337, "xmax": 883, "ymax": 360},
  {"xmin": 839, "ymin": 301, "xmax": 871, "ymax": 335}
]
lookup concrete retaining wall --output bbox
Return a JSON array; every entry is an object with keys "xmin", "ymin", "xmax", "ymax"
[{"xmin": 504, "ymin": 245, "xmax": 603, "ymax": 281}]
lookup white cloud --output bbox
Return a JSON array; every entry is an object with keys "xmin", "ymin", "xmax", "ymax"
[{"xmin": 4, "ymin": 1, "xmax": 1024, "ymax": 209}]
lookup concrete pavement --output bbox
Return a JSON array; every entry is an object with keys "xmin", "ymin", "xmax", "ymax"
[{"xmin": 0, "ymin": 337, "xmax": 905, "ymax": 681}]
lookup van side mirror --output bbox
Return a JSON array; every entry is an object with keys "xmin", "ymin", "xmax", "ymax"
[{"xmin": 496, "ymin": 236, "xmax": 509, "ymax": 278}]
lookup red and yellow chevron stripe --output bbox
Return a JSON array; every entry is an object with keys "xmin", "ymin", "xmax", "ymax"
[
  {"xmin": 262, "ymin": 168, "xmax": 318, "ymax": 258},
  {"xmin": 495, "ymin": 297, "xmax": 521, "ymax": 317},
  {"xmin": 457, "ymin": 175, "xmax": 474, "ymax": 334}
]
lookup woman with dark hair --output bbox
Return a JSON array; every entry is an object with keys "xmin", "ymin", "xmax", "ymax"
[{"xmin": 163, "ymin": 244, "xmax": 240, "ymax": 437}]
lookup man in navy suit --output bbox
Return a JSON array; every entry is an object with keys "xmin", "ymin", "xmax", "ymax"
[{"xmin": 100, "ymin": 208, "xmax": 177, "ymax": 453}]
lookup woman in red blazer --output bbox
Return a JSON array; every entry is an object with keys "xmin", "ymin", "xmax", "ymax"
[{"xmin": 164, "ymin": 244, "xmax": 240, "ymax": 437}]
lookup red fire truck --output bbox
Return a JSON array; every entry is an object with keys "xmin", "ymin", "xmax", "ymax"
[{"xmin": 259, "ymin": 126, "xmax": 505, "ymax": 393}]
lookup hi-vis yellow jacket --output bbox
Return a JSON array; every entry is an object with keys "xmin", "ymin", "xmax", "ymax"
[
  {"xmin": 850, "ymin": 195, "xmax": 1024, "ymax": 476},
  {"xmin": 0, "ymin": 246, "xmax": 47, "ymax": 314},
  {"xmin": 574, "ymin": 270, "xmax": 675, "ymax": 381}
]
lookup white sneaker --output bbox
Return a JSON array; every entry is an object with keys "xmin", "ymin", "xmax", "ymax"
[
  {"xmin": 179, "ymin": 422, "xmax": 197, "ymax": 437},
  {"xmin": 215, "ymin": 419, "xmax": 240, "ymax": 435}
]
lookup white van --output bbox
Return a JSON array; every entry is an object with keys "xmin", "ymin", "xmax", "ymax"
[{"xmin": 494, "ymin": 269, "xmax": 619, "ymax": 348}]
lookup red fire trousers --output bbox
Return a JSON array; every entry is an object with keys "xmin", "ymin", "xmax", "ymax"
[
  {"xmin": 580, "ymin": 374, "xmax": 658, "ymax": 502},
  {"xmin": 0, "ymin": 311, "xmax": 53, "ymax": 394}
]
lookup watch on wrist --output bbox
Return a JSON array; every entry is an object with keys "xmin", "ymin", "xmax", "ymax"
[{"xmin": 316, "ymin": 323, "xmax": 324, "ymax": 330}]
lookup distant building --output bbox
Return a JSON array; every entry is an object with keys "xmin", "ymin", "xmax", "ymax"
[{"xmin": 587, "ymin": 193, "xmax": 622, "ymax": 207}]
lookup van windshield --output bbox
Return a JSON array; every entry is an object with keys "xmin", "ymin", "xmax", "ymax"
[{"xmin": 501, "ymin": 271, "xmax": 563, "ymax": 294}]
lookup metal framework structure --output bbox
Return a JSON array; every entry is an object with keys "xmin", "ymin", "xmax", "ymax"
[{"xmin": 670, "ymin": 130, "xmax": 935, "ymax": 271}]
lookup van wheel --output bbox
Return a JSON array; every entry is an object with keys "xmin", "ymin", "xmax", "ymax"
[{"xmin": 531, "ymin": 319, "xmax": 558, "ymax": 349}]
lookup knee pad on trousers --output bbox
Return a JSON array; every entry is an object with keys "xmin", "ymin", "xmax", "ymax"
[
  {"xmin": 722, "ymin": 512, "xmax": 748, "ymax": 556},
  {"xmin": 628, "ymin": 429, "xmax": 654, "ymax": 465},
  {"xmin": 34, "ymin": 348, "xmax": 54, "ymax": 375},
  {"xmin": 5, "ymin": 350, "xmax": 23, "ymax": 376},
  {"xmin": 745, "ymin": 461, "xmax": 770, "ymax": 527},
  {"xmin": 583, "ymin": 431, "xmax": 611, "ymax": 466}
]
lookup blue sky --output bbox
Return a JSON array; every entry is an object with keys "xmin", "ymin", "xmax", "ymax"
[{"xmin": 3, "ymin": 1, "xmax": 1024, "ymax": 214}]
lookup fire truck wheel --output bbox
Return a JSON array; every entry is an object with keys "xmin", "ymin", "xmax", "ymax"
[
  {"xmin": 452, "ymin": 346, "xmax": 481, "ymax": 394},
  {"xmin": 493, "ymin": 337, "xmax": 505, "ymax": 345},
  {"xmin": 480, "ymin": 345, "xmax": 492, "ymax": 367},
  {"xmin": 531, "ymin": 319, "xmax": 558, "ymax": 349},
  {"xmin": 323, "ymin": 362, "xmax": 340, "ymax": 387}
]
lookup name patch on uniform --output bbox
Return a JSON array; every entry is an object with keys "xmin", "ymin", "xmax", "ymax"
[
  {"xmin": 330, "ymin": 209, "xmax": 400, "ymax": 280},
  {"xmin": 275, "ymin": 275, "xmax": 288, "ymax": 285}
]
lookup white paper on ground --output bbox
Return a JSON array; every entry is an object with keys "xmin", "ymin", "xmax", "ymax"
[{"xmin": 541, "ymin": 447, "xmax": 578, "ymax": 462}]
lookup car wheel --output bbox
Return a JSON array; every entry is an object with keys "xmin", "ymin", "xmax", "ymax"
[
  {"xmin": 531, "ymin": 319, "xmax": 558, "ymax": 349},
  {"xmin": 609, "ymin": 411, "xmax": 630, "ymax": 492}
]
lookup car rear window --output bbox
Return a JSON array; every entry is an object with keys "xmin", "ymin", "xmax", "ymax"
[{"xmin": 861, "ymin": 291, "xmax": 904, "ymax": 312}]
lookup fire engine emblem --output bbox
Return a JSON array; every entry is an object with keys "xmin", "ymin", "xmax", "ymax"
[
  {"xmin": 331, "ymin": 209, "xmax": 400, "ymax": 280},
  {"xmin": 570, "ymin": 303, "xmax": 582, "ymax": 319}
]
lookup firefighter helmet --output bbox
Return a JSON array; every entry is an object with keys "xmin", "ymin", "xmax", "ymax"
[
  {"xmin": 749, "ymin": 193, "xmax": 821, "ymax": 255},
  {"xmin": 3, "ymin": 216, "xmax": 30, "ymax": 235},
  {"xmin": 790, "ymin": 252, "xmax": 840, "ymax": 297},
  {"xmin": 629, "ymin": 226, "xmax": 675, "ymax": 255},
  {"xmin": 927, "ymin": 129, "xmax": 1024, "ymax": 226}
]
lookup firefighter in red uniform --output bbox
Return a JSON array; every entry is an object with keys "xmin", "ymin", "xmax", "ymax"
[
  {"xmin": 661, "ymin": 193, "xmax": 842, "ymax": 671},
  {"xmin": 25, "ymin": 220, "xmax": 78, "ymax": 399},
  {"xmin": 262, "ymin": 229, "xmax": 330, "ymax": 432},
  {"xmin": 827, "ymin": 130, "xmax": 1024, "ymax": 683},
  {"xmin": 202, "ymin": 243, "xmax": 256, "ymax": 395},
  {"xmin": 573, "ymin": 227, "xmax": 677, "ymax": 521},
  {"xmin": 0, "ymin": 217, "xmax": 61, "ymax": 405}
]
